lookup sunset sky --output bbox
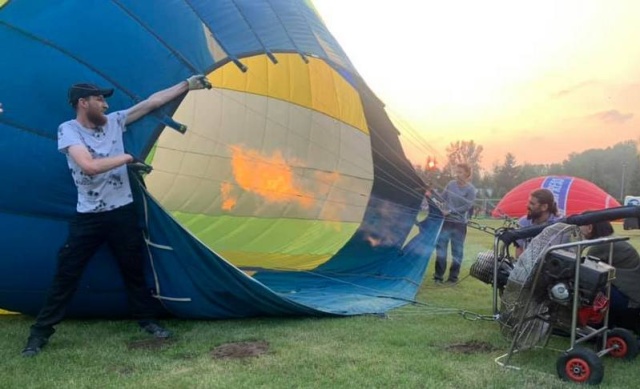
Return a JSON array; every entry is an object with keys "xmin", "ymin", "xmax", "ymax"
[{"xmin": 312, "ymin": 0, "xmax": 640, "ymax": 172}]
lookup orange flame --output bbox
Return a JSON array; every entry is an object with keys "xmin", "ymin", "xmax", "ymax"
[
  {"xmin": 220, "ymin": 182, "xmax": 237, "ymax": 211},
  {"xmin": 228, "ymin": 146, "xmax": 314, "ymax": 208}
]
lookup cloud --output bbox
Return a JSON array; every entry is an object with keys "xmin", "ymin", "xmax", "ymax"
[
  {"xmin": 593, "ymin": 109, "xmax": 634, "ymax": 124},
  {"xmin": 551, "ymin": 80, "xmax": 596, "ymax": 98}
]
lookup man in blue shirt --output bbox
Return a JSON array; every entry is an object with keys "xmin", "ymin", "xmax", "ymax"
[{"xmin": 433, "ymin": 163, "xmax": 476, "ymax": 284}]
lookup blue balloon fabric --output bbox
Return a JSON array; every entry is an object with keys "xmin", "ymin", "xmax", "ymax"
[{"xmin": 0, "ymin": 0, "xmax": 439, "ymax": 318}]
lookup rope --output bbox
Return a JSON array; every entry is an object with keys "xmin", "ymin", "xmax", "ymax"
[{"xmin": 136, "ymin": 174, "xmax": 192, "ymax": 303}]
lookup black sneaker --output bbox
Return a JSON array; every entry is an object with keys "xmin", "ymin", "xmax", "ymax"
[
  {"xmin": 21, "ymin": 336, "xmax": 48, "ymax": 357},
  {"xmin": 140, "ymin": 322, "xmax": 172, "ymax": 339}
]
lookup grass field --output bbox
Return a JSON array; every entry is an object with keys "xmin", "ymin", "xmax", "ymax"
[{"xmin": 1, "ymin": 220, "xmax": 639, "ymax": 388}]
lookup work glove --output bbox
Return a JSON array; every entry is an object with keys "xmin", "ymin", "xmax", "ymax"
[
  {"xmin": 186, "ymin": 74, "xmax": 212, "ymax": 90},
  {"xmin": 128, "ymin": 156, "xmax": 153, "ymax": 175}
]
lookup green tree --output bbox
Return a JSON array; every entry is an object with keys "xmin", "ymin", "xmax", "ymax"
[
  {"xmin": 561, "ymin": 140, "xmax": 638, "ymax": 201},
  {"xmin": 547, "ymin": 162, "xmax": 564, "ymax": 176},
  {"xmin": 493, "ymin": 153, "xmax": 519, "ymax": 198},
  {"xmin": 516, "ymin": 163, "xmax": 549, "ymax": 183},
  {"xmin": 479, "ymin": 139, "xmax": 640, "ymax": 204},
  {"xmin": 626, "ymin": 158, "xmax": 640, "ymax": 199}
]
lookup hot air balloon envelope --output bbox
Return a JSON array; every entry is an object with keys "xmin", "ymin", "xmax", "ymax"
[
  {"xmin": 492, "ymin": 176, "xmax": 621, "ymax": 218},
  {"xmin": 0, "ymin": 1, "xmax": 440, "ymax": 319}
]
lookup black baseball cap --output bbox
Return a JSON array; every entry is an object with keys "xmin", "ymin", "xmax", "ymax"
[{"xmin": 68, "ymin": 83, "xmax": 114, "ymax": 106}]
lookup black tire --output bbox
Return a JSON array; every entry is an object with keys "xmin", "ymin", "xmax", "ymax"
[
  {"xmin": 606, "ymin": 328, "xmax": 639, "ymax": 361},
  {"xmin": 556, "ymin": 347, "xmax": 604, "ymax": 385}
]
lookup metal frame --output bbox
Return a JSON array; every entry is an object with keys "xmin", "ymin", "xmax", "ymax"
[{"xmin": 493, "ymin": 234, "xmax": 627, "ymax": 369}]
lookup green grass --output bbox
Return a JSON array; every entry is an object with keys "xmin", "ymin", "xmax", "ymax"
[{"xmin": 1, "ymin": 220, "xmax": 639, "ymax": 388}]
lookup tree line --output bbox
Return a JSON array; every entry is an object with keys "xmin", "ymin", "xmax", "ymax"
[{"xmin": 415, "ymin": 139, "xmax": 640, "ymax": 203}]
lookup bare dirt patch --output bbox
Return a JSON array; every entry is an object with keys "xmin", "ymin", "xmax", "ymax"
[
  {"xmin": 444, "ymin": 340, "xmax": 497, "ymax": 354},
  {"xmin": 211, "ymin": 341, "xmax": 270, "ymax": 359},
  {"xmin": 127, "ymin": 338, "xmax": 174, "ymax": 351}
]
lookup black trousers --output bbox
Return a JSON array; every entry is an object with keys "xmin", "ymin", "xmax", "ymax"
[
  {"xmin": 609, "ymin": 285, "xmax": 640, "ymax": 334},
  {"xmin": 30, "ymin": 203, "xmax": 156, "ymax": 338}
]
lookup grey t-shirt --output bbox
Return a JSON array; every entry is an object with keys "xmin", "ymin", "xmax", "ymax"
[{"xmin": 57, "ymin": 110, "xmax": 133, "ymax": 213}]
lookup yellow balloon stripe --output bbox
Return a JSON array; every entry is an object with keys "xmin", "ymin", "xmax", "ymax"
[
  {"xmin": 209, "ymin": 54, "xmax": 368, "ymax": 134},
  {"xmin": 220, "ymin": 250, "xmax": 332, "ymax": 271}
]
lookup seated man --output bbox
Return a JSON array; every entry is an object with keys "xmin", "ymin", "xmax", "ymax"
[
  {"xmin": 580, "ymin": 219, "xmax": 640, "ymax": 334},
  {"xmin": 515, "ymin": 188, "xmax": 563, "ymax": 257}
]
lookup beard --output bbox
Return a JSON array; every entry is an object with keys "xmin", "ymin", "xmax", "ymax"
[
  {"xmin": 527, "ymin": 209, "xmax": 542, "ymax": 220},
  {"xmin": 87, "ymin": 109, "xmax": 107, "ymax": 127}
]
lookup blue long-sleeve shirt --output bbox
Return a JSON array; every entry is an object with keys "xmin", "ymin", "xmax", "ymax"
[{"xmin": 441, "ymin": 180, "xmax": 476, "ymax": 222}]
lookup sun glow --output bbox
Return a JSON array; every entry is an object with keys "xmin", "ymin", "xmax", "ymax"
[
  {"xmin": 313, "ymin": 1, "xmax": 640, "ymax": 169},
  {"xmin": 315, "ymin": 0, "xmax": 598, "ymax": 120}
]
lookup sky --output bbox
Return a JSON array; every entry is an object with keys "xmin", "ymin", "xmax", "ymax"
[{"xmin": 311, "ymin": 0, "xmax": 640, "ymax": 172}]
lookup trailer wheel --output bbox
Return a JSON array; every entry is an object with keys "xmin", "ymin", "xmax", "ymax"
[
  {"xmin": 556, "ymin": 347, "xmax": 604, "ymax": 385},
  {"xmin": 606, "ymin": 328, "xmax": 639, "ymax": 360}
]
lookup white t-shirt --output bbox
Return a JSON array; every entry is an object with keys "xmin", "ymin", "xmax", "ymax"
[{"xmin": 57, "ymin": 110, "xmax": 133, "ymax": 213}]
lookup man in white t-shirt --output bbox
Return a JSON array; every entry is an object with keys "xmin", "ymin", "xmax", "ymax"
[{"xmin": 22, "ymin": 75, "xmax": 210, "ymax": 357}]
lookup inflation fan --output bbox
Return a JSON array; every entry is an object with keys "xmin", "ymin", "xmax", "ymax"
[{"xmin": 469, "ymin": 207, "xmax": 640, "ymax": 385}]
